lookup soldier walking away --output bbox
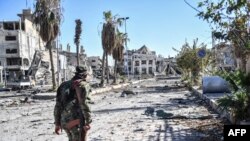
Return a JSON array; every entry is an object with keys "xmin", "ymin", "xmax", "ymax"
[{"xmin": 54, "ymin": 65, "xmax": 92, "ymax": 141}]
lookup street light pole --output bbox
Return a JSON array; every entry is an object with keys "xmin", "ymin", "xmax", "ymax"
[{"xmin": 122, "ymin": 17, "xmax": 129, "ymax": 80}]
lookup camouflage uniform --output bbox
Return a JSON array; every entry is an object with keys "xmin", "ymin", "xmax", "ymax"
[{"xmin": 54, "ymin": 66, "xmax": 92, "ymax": 141}]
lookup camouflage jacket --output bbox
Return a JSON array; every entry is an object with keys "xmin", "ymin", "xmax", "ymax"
[{"xmin": 53, "ymin": 80, "xmax": 92, "ymax": 128}]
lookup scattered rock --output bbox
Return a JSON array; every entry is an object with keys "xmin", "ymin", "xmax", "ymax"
[
  {"xmin": 120, "ymin": 90, "xmax": 136, "ymax": 97},
  {"xmin": 102, "ymin": 96, "xmax": 107, "ymax": 100},
  {"xmin": 123, "ymin": 90, "xmax": 136, "ymax": 95},
  {"xmin": 1, "ymin": 119, "xmax": 7, "ymax": 123},
  {"xmin": 135, "ymin": 120, "xmax": 143, "ymax": 123},
  {"xmin": 178, "ymin": 105, "xmax": 189, "ymax": 108},
  {"xmin": 31, "ymin": 89, "xmax": 41, "ymax": 94},
  {"xmin": 144, "ymin": 107, "xmax": 155, "ymax": 116},
  {"xmin": 171, "ymin": 115, "xmax": 187, "ymax": 119},
  {"xmin": 88, "ymin": 101, "xmax": 95, "ymax": 104},
  {"xmin": 20, "ymin": 97, "xmax": 29, "ymax": 103},
  {"xmin": 177, "ymin": 100, "xmax": 187, "ymax": 104},
  {"xmin": 134, "ymin": 86, "xmax": 140, "ymax": 88},
  {"xmin": 31, "ymin": 119, "xmax": 42, "ymax": 123},
  {"xmin": 156, "ymin": 110, "xmax": 173, "ymax": 119},
  {"xmin": 134, "ymin": 128, "xmax": 144, "ymax": 132}
]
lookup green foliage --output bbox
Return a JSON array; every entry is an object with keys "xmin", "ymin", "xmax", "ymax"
[
  {"xmin": 217, "ymin": 90, "xmax": 248, "ymax": 122},
  {"xmin": 74, "ymin": 19, "xmax": 82, "ymax": 47},
  {"xmin": 33, "ymin": 0, "xmax": 61, "ymax": 44},
  {"xmin": 112, "ymin": 31, "xmax": 126, "ymax": 61},
  {"xmin": 197, "ymin": 0, "xmax": 250, "ymax": 122},
  {"xmin": 197, "ymin": 0, "xmax": 250, "ymax": 72},
  {"xmin": 216, "ymin": 70, "xmax": 250, "ymax": 122},
  {"xmin": 215, "ymin": 70, "xmax": 250, "ymax": 92},
  {"xmin": 175, "ymin": 39, "xmax": 212, "ymax": 85},
  {"xmin": 74, "ymin": 19, "xmax": 82, "ymax": 65}
]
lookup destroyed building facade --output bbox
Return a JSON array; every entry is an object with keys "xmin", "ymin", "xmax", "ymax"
[
  {"xmin": 0, "ymin": 9, "xmax": 88, "ymax": 88},
  {"xmin": 212, "ymin": 43, "xmax": 236, "ymax": 71},
  {"xmin": 87, "ymin": 56, "xmax": 102, "ymax": 77},
  {"xmin": 0, "ymin": 9, "xmax": 46, "ymax": 87}
]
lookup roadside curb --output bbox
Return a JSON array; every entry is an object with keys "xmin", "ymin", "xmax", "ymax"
[
  {"xmin": 190, "ymin": 86, "xmax": 234, "ymax": 123},
  {"xmin": 91, "ymin": 78, "xmax": 154, "ymax": 95},
  {"xmin": 31, "ymin": 78, "xmax": 155, "ymax": 99}
]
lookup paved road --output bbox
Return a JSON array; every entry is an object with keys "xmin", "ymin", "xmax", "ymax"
[{"xmin": 0, "ymin": 79, "xmax": 228, "ymax": 141}]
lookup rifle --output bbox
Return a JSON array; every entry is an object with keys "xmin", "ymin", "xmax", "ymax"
[{"xmin": 74, "ymin": 82, "xmax": 87, "ymax": 141}]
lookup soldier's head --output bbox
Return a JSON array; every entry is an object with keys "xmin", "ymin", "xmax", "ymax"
[{"xmin": 73, "ymin": 65, "xmax": 88, "ymax": 80}]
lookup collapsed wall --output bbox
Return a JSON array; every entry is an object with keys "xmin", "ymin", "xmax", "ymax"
[{"xmin": 28, "ymin": 49, "xmax": 91, "ymax": 86}]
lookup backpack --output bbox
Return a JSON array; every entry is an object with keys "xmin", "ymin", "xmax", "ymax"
[{"xmin": 56, "ymin": 80, "xmax": 76, "ymax": 109}]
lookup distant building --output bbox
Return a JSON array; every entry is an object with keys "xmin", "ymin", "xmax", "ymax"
[
  {"xmin": 156, "ymin": 56, "xmax": 179, "ymax": 75},
  {"xmin": 212, "ymin": 43, "xmax": 236, "ymax": 71},
  {"xmin": 87, "ymin": 56, "xmax": 102, "ymax": 74},
  {"xmin": 59, "ymin": 45, "xmax": 88, "ymax": 80},
  {"xmin": 60, "ymin": 47, "xmax": 87, "ymax": 66},
  {"xmin": 121, "ymin": 45, "xmax": 157, "ymax": 76}
]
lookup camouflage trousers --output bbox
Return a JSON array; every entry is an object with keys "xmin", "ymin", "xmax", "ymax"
[{"xmin": 64, "ymin": 126, "xmax": 87, "ymax": 141}]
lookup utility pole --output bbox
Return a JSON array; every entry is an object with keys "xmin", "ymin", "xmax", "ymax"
[
  {"xmin": 56, "ymin": 37, "xmax": 60, "ymax": 86},
  {"xmin": 119, "ymin": 17, "xmax": 130, "ymax": 80}
]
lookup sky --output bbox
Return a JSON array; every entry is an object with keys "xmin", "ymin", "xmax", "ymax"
[{"xmin": 0, "ymin": 0, "xmax": 212, "ymax": 59}]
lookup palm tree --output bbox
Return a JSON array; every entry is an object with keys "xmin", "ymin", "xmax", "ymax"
[
  {"xmin": 112, "ymin": 31, "xmax": 126, "ymax": 83},
  {"xmin": 33, "ymin": 0, "xmax": 61, "ymax": 90},
  {"xmin": 74, "ymin": 19, "xmax": 82, "ymax": 65},
  {"xmin": 100, "ymin": 11, "xmax": 116, "ymax": 86}
]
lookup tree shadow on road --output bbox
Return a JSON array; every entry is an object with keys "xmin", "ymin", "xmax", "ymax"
[
  {"xmin": 144, "ymin": 92, "xmax": 229, "ymax": 141},
  {"xmin": 145, "ymin": 118, "xmax": 226, "ymax": 141}
]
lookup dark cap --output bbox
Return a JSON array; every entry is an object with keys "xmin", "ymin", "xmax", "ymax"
[{"xmin": 75, "ymin": 65, "xmax": 88, "ymax": 74}]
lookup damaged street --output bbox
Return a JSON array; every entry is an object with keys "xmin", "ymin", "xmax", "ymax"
[{"xmin": 0, "ymin": 79, "xmax": 228, "ymax": 141}]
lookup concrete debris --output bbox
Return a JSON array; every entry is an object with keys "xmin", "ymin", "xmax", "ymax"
[
  {"xmin": 102, "ymin": 96, "xmax": 107, "ymax": 100},
  {"xmin": 133, "ymin": 128, "xmax": 145, "ymax": 132},
  {"xmin": 155, "ymin": 110, "xmax": 174, "ymax": 119},
  {"xmin": 20, "ymin": 97, "xmax": 29, "ymax": 103},
  {"xmin": 144, "ymin": 107, "xmax": 155, "ymax": 116},
  {"xmin": 134, "ymin": 85, "xmax": 140, "ymax": 88},
  {"xmin": 154, "ymin": 109, "xmax": 214, "ymax": 120},
  {"xmin": 31, "ymin": 89, "xmax": 41, "ymax": 95},
  {"xmin": 120, "ymin": 90, "xmax": 136, "ymax": 97},
  {"xmin": 40, "ymin": 61, "xmax": 49, "ymax": 69}
]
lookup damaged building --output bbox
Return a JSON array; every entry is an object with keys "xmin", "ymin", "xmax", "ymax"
[
  {"xmin": 120, "ymin": 45, "xmax": 157, "ymax": 77},
  {"xmin": 0, "ymin": 9, "xmax": 46, "ymax": 88},
  {"xmin": 0, "ymin": 9, "xmax": 88, "ymax": 88},
  {"xmin": 118, "ymin": 45, "xmax": 180, "ymax": 78},
  {"xmin": 59, "ymin": 45, "xmax": 88, "ymax": 81},
  {"xmin": 87, "ymin": 56, "xmax": 102, "ymax": 77}
]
